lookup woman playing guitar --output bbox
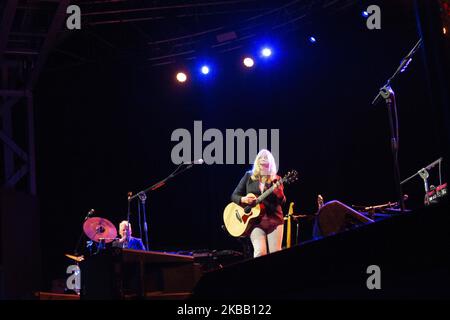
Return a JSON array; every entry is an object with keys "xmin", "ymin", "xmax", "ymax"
[{"xmin": 231, "ymin": 149, "xmax": 286, "ymax": 257}]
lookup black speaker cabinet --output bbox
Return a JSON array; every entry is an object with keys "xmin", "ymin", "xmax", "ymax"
[
  {"xmin": 0, "ymin": 189, "xmax": 41, "ymax": 299},
  {"xmin": 80, "ymin": 248, "xmax": 203, "ymax": 299}
]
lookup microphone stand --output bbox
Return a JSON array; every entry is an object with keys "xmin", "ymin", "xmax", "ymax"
[
  {"xmin": 74, "ymin": 209, "xmax": 94, "ymax": 255},
  {"xmin": 372, "ymin": 38, "xmax": 423, "ymax": 213},
  {"xmin": 401, "ymin": 157, "xmax": 443, "ymax": 193},
  {"xmin": 137, "ymin": 192, "xmax": 148, "ymax": 251},
  {"xmin": 126, "ymin": 162, "xmax": 200, "ymax": 251}
]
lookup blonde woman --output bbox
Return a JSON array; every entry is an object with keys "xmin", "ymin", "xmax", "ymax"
[{"xmin": 231, "ymin": 149, "xmax": 286, "ymax": 257}]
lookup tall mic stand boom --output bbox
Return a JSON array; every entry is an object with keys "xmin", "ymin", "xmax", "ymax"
[
  {"xmin": 372, "ymin": 38, "xmax": 423, "ymax": 213},
  {"xmin": 126, "ymin": 161, "xmax": 202, "ymax": 251}
]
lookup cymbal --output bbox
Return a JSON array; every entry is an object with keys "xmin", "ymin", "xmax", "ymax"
[
  {"xmin": 65, "ymin": 254, "xmax": 84, "ymax": 262},
  {"xmin": 83, "ymin": 217, "xmax": 117, "ymax": 243}
]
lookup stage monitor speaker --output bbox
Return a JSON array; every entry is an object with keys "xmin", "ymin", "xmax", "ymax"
[
  {"xmin": 315, "ymin": 200, "xmax": 374, "ymax": 237},
  {"xmin": 0, "ymin": 189, "xmax": 41, "ymax": 299}
]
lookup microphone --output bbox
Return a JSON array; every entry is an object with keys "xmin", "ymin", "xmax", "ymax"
[
  {"xmin": 84, "ymin": 209, "xmax": 95, "ymax": 220},
  {"xmin": 184, "ymin": 159, "xmax": 204, "ymax": 165}
]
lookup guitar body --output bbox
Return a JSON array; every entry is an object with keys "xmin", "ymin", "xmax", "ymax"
[
  {"xmin": 223, "ymin": 170, "xmax": 298, "ymax": 238},
  {"xmin": 223, "ymin": 193, "xmax": 261, "ymax": 237}
]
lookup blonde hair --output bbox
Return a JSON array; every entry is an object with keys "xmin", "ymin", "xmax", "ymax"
[
  {"xmin": 251, "ymin": 149, "xmax": 277, "ymax": 181},
  {"xmin": 119, "ymin": 220, "xmax": 132, "ymax": 233}
]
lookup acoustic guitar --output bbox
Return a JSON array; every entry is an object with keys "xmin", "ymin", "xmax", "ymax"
[{"xmin": 223, "ymin": 170, "xmax": 298, "ymax": 237}]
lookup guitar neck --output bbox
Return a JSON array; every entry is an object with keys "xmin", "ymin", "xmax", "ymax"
[{"xmin": 257, "ymin": 179, "xmax": 284, "ymax": 203}]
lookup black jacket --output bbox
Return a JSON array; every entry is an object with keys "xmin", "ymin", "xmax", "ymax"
[{"xmin": 231, "ymin": 171, "xmax": 286, "ymax": 224}]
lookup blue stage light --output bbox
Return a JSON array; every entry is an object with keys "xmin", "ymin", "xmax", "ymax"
[
  {"xmin": 362, "ymin": 11, "xmax": 369, "ymax": 18},
  {"xmin": 201, "ymin": 65, "xmax": 210, "ymax": 75},
  {"xmin": 309, "ymin": 36, "xmax": 316, "ymax": 43},
  {"xmin": 261, "ymin": 47, "xmax": 272, "ymax": 57}
]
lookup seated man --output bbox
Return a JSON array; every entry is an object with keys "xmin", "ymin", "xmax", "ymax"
[{"xmin": 112, "ymin": 220, "xmax": 146, "ymax": 250}]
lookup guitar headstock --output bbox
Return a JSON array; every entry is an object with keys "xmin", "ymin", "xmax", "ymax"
[
  {"xmin": 317, "ymin": 194, "xmax": 324, "ymax": 209},
  {"xmin": 283, "ymin": 170, "xmax": 299, "ymax": 185}
]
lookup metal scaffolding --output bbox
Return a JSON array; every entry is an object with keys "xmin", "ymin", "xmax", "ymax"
[
  {"xmin": 0, "ymin": 0, "xmax": 69, "ymax": 195},
  {"xmin": 0, "ymin": 0, "xmax": 358, "ymax": 194}
]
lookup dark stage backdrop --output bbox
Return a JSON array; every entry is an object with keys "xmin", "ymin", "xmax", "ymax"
[{"xmin": 34, "ymin": 1, "xmax": 445, "ymax": 290}]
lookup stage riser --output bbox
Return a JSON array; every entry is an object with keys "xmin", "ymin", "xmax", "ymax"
[{"xmin": 191, "ymin": 203, "xmax": 450, "ymax": 299}]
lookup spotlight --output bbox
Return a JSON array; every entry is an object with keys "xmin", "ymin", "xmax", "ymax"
[
  {"xmin": 176, "ymin": 72, "xmax": 187, "ymax": 83},
  {"xmin": 261, "ymin": 48, "xmax": 272, "ymax": 57},
  {"xmin": 309, "ymin": 36, "xmax": 316, "ymax": 43},
  {"xmin": 201, "ymin": 65, "xmax": 210, "ymax": 75},
  {"xmin": 243, "ymin": 57, "xmax": 254, "ymax": 68},
  {"xmin": 444, "ymin": 27, "xmax": 447, "ymax": 35},
  {"xmin": 362, "ymin": 11, "xmax": 369, "ymax": 18}
]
